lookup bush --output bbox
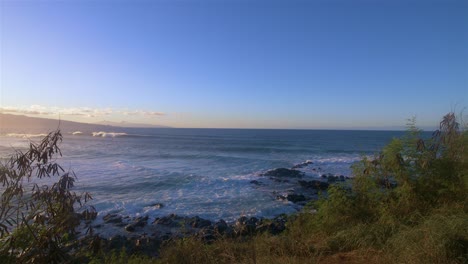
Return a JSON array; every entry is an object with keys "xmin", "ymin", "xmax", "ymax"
[{"xmin": 0, "ymin": 130, "xmax": 95, "ymax": 263}]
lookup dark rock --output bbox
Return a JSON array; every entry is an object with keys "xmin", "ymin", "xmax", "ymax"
[
  {"xmin": 271, "ymin": 177, "xmax": 290, "ymax": 183},
  {"xmin": 298, "ymin": 180, "xmax": 329, "ymax": 190},
  {"xmin": 261, "ymin": 168, "xmax": 304, "ymax": 178},
  {"xmin": 287, "ymin": 194, "xmax": 306, "ymax": 203},
  {"xmin": 276, "ymin": 195, "xmax": 287, "ymax": 201},
  {"xmin": 250, "ymin": 180, "xmax": 261, "ymax": 185},
  {"xmin": 214, "ymin": 219, "xmax": 228, "ymax": 234},
  {"xmin": 153, "ymin": 214, "xmax": 181, "ymax": 228},
  {"xmin": 134, "ymin": 215, "xmax": 149, "ymax": 228},
  {"xmin": 125, "ymin": 224, "xmax": 136, "ymax": 232},
  {"xmin": 149, "ymin": 203, "xmax": 164, "ymax": 209},
  {"xmin": 103, "ymin": 213, "xmax": 123, "ymax": 224},
  {"xmin": 189, "ymin": 216, "xmax": 212, "ymax": 229},
  {"xmin": 327, "ymin": 175, "xmax": 338, "ymax": 182}
]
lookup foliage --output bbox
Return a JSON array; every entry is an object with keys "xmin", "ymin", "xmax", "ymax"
[
  {"xmin": 0, "ymin": 130, "xmax": 95, "ymax": 263},
  {"xmin": 152, "ymin": 112, "xmax": 467, "ymax": 264}
]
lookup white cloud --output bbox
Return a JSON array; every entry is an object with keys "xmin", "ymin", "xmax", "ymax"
[{"xmin": 0, "ymin": 105, "xmax": 164, "ymax": 118}]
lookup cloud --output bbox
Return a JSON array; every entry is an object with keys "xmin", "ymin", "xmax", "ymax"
[
  {"xmin": 0, "ymin": 105, "xmax": 164, "ymax": 118},
  {"xmin": 0, "ymin": 106, "xmax": 53, "ymax": 115},
  {"xmin": 123, "ymin": 110, "xmax": 165, "ymax": 117}
]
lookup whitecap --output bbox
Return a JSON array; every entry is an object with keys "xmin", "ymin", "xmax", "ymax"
[
  {"xmin": 5, "ymin": 133, "xmax": 48, "ymax": 138},
  {"xmin": 92, "ymin": 131, "xmax": 128, "ymax": 137}
]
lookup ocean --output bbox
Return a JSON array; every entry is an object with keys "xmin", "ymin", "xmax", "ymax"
[{"xmin": 0, "ymin": 128, "xmax": 415, "ymax": 222}]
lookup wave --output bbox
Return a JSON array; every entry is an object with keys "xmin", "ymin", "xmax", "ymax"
[
  {"xmin": 5, "ymin": 133, "xmax": 48, "ymax": 138},
  {"xmin": 72, "ymin": 131, "xmax": 83, "ymax": 135},
  {"xmin": 92, "ymin": 131, "xmax": 128, "ymax": 137}
]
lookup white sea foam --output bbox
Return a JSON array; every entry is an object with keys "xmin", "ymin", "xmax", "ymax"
[
  {"xmin": 92, "ymin": 131, "xmax": 128, "ymax": 137},
  {"xmin": 72, "ymin": 131, "xmax": 83, "ymax": 135},
  {"xmin": 5, "ymin": 133, "xmax": 48, "ymax": 138}
]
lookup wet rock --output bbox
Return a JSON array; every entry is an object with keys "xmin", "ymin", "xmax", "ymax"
[
  {"xmin": 153, "ymin": 214, "xmax": 181, "ymax": 228},
  {"xmin": 287, "ymin": 194, "xmax": 306, "ymax": 203},
  {"xmin": 276, "ymin": 195, "xmax": 287, "ymax": 201},
  {"xmin": 134, "ymin": 215, "xmax": 149, "ymax": 227},
  {"xmin": 261, "ymin": 168, "xmax": 304, "ymax": 178},
  {"xmin": 271, "ymin": 177, "xmax": 290, "ymax": 183},
  {"xmin": 124, "ymin": 216, "xmax": 148, "ymax": 232},
  {"xmin": 148, "ymin": 203, "xmax": 164, "ymax": 209},
  {"xmin": 298, "ymin": 180, "xmax": 329, "ymax": 190},
  {"xmin": 250, "ymin": 180, "xmax": 261, "ymax": 185},
  {"xmin": 189, "ymin": 216, "xmax": 212, "ymax": 229},
  {"xmin": 125, "ymin": 224, "xmax": 136, "ymax": 232},
  {"xmin": 103, "ymin": 213, "xmax": 123, "ymax": 224}
]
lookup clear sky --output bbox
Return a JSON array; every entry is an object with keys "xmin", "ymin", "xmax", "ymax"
[{"xmin": 1, "ymin": 0, "xmax": 467, "ymax": 129}]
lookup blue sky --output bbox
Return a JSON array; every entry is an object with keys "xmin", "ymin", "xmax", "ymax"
[{"xmin": 1, "ymin": 0, "xmax": 467, "ymax": 129}]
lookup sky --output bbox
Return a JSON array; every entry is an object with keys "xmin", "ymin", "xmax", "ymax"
[{"xmin": 0, "ymin": 0, "xmax": 467, "ymax": 129}]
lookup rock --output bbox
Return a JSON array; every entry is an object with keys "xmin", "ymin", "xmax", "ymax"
[
  {"xmin": 271, "ymin": 177, "xmax": 290, "ymax": 183},
  {"xmin": 327, "ymin": 175, "xmax": 339, "ymax": 182},
  {"xmin": 214, "ymin": 219, "xmax": 228, "ymax": 234},
  {"xmin": 261, "ymin": 168, "xmax": 304, "ymax": 178},
  {"xmin": 276, "ymin": 195, "xmax": 287, "ymax": 201},
  {"xmin": 103, "ymin": 213, "xmax": 123, "ymax": 224},
  {"xmin": 125, "ymin": 224, "xmax": 136, "ymax": 232},
  {"xmin": 153, "ymin": 214, "xmax": 181, "ymax": 228},
  {"xmin": 250, "ymin": 180, "xmax": 261, "ymax": 185},
  {"xmin": 298, "ymin": 180, "xmax": 329, "ymax": 190},
  {"xmin": 189, "ymin": 216, "xmax": 212, "ymax": 229},
  {"xmin": 287, "ymin": 194, "xmax": 306, "ymax": 203},
  {"xmin": 149, "ymin": 203, "xmax": 164, "ymax": 209}
]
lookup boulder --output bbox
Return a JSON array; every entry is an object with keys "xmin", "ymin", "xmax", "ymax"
[
  {"xmin": 189, "ymin": 216, "xmax": 212, "ymax": 229},
  {"xmin": 214, "ymin": 219, "xmax": 228, "ymax": 234},
  {"xmin": 287, "ymin": 194, "xmax": 306, "ymax": 203},
  {"xmin": 261, "ymin": 168, "xmax": 304, "ymax": 178}
]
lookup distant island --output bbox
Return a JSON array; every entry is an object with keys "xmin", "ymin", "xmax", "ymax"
[{"xmin": 0, "ymin": 113, "xmax": 170, "ymax": 134}]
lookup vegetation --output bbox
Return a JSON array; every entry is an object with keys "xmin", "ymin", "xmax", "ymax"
[
  {"xmin": 0, "ymin": 130, "xmax": 96, "ymax": 263},
  {"xmin": 152, "ymin": 112, "xmax": 467, "ymax": 264},
  {"xmin": 1, "ymin": 113, "xmax": 466, "ymax": 263}
]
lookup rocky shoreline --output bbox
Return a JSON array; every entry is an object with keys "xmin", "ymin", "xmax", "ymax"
[{"xmin": 75, "ymin": 160, "xmax": 353, "ymax": 256}]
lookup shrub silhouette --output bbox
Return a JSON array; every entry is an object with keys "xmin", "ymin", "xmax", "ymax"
[{"xmin": 0, "ymin": 130, "xmax": 95, "ymax": 263}]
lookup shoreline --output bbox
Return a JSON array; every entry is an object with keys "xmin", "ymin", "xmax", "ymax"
[{"xmin": 75, "ymin": 163, "xmax": 353, "ymax": 256}]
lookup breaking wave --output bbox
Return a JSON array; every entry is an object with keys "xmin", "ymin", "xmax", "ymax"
[
  {"xmin": 5, "ymin": 133, "xmax": 48, "ymax": 138},
  {"xmin": 92, "ymin": 131, "xmax": 128, "ymax": 137}
]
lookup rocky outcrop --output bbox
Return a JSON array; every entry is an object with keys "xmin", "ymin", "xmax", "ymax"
[{"xmin": 261, "ymin": 168, "xmax": 304, "ymax": 178}]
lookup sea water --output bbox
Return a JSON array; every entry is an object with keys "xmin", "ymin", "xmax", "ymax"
[{"xmin": 0, "ymin": 128, "xmax": 412, "ymax": 221}]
